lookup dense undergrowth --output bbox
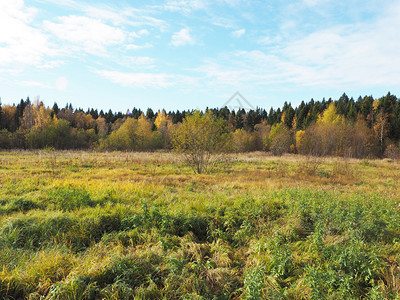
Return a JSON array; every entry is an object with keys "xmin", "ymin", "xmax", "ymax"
[{"xmin": 0, "ymin": 151, "xmax": 400, "ymax": 299}]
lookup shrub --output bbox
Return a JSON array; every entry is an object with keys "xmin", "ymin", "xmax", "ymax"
[
  {"xmin": 266, "ymin": 123, "xmax": 293, "ymax": 156},
  {"xmin": 232, "ymin": 129, "xmax": 258, "ymax": 152},
  {"xmin": 384, "ymin": 144, "xmax": 400, "ymax": 159},
  {"xmin": 170, "ymin": 111, "xmax": 231, "ymax": 174}
]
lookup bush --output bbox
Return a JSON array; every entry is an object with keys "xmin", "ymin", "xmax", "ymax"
[
  {"xmin": 384, "ymin": 144, "xmax": 400, "ymax": 159},
  {"xmin": 266, "ymin": 123, "xmax": 293, "ymax": 156},
  {"xmin": 170, "ymin": 111, "xmax": 231, "ymax": 173},
  {"xmin": 232, "ymin": 129, "xmax": 258, "ymax": 152}
]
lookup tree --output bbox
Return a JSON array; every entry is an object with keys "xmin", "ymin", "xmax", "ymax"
[
  {"xmin": 296, "ymin": 130, "xmax": 306, "ymax": 152},
  {"xmin": 348, "ymin": 116, "xmax": 378, "ymax": 158},
  {"xmin": 170, "ymin": 111, "xmax": 230, "ymax": 174},
  {"xmin": 232, "ymin": 129, "xmax": 257, "ymax": 152},
  {"xmin": 154, "ymin": 110, "xmax": 172, "ymax": 148},
  {"xmin": 317, "ymin": 103, "xmax": 342, "ymax": 124},
  {"xmin": 2, "ymin": 105, "xmax": 18, "ymax": 132},
  {"xmin": 96, "ymin": 116, "xmax": 108, "ymax": 138},
  {"xmin": 103, "ymin": 118, "xmax": 136, "ymax": 150},
  {"xmin": 154, "ymin": 110, "xmax": 168, "ymax": 129},
  {"xmin": 235, "ymin": 109, "xmax": 245, "ymax": 129},
  {"xmin": 51, "ymin": 103, "xmax": 59, "ymax": 118},
  {"xmin": 373, "ymin": 108, "xmax": 390, "ymax": 156},
  {"xmin": 146, "ymin": 108, "xmax": 155, "ymax": 121},
  {"xmin": 283, "ymin": 102, "xmax": 295, "ymax": 129},
  {"xmin": 135, "ymin": 114, "xmax": 154, "ymax": 150},
  {"xmin": 266, "ymin": 123, "xmax": 292, "ymax": 156}
]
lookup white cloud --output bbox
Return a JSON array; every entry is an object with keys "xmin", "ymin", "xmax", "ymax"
[
  {"xmin": 40, "ymin": 0, "xmax": 166, "ymax": 28},
  {"xmin": 126, "ymin": 56, "xmax": 156, "ymax": 65},
  {"xmin": 37, "ymin": 60, "xmax": 65, "ymax": 69},
  {"xmin": 170, "ymin": 28, "xmax": 195, "ymax": 46},
  {"xmin": 257, "ymin": 35, "xmax": 282, "ymax": 45},
  {"xmin": 93, "ymin": 69, "xmax": 198, "ymax": 89},
  {"xmin": 138, "ymin": 29, "xmax": 150, "ymax": 36},
  {"xmin": 217, "ymin": 0, "xmax": 242, "ymax": 6},
  {"xmin": 43, "ymin": 16, "xmax": 126, "ymax": 55},
  {"xmin": 126, "ymin": 43, "xmax": 153, "ymax": 50},
  {"xmin": 209, "ymin": 16, "xmax": 236, "ymax": 29},
  {"xmin": 0, "ymin": 1, "xmax": 55, "ymax": 67},
  {"xmin": 18, "ymin": 80, "xmax": 51, "ymax": 89},
  {"xmin": 164, "ymin": 0, "xmax": 207, "ymax": 14},
  {"xmin": 129, "ymin": 29, "xmax": 150, "ymax": 39},
  {"xmin": 94, "ymin": 70, "xmax": 174, "ymax": 88},
  {"xmin": 302, "ymin": 0, "xmax": 321, "ymax": 7},
  {"xmin": 38, "ymin": 0, "xmax": 78, "ymax": 8},
  {"xmin": 232, "ymin": 28, "xmax": 245, "ymax": 38},
  {"xmin": 84, "ymin": 6, "xmax": 165, "ymax": 28},
  {"xmin": 197, "ymin": 1, "xmax": 400, "ymax": 89}
]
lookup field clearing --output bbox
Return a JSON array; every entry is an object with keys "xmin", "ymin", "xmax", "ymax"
[{"xmin": 1, "ymin": 151, "xmax": 400, "ymax": 299}]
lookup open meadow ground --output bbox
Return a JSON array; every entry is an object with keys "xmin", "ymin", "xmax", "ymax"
[{"xmin": 1, "ymin": 151, "xmax": 400, "ymax": 299}]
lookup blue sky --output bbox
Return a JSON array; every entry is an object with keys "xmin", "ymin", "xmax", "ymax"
[{"xmin": 1, "ymin": 0, "xmax": 400, "ymax": 112}]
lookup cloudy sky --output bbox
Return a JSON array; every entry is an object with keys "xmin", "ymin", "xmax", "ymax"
[{"xmin": 1, "ymin": 0, "xmax": 400, "ymax": 112}]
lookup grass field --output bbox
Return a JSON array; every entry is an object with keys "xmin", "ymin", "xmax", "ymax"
[{"xmin": 0, "ymin": 150, "xmax": 400, "ymax": 299}]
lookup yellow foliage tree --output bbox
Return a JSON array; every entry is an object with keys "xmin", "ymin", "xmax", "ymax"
[
  {"xmin": 34, "ymin": 103, "xmax": 51, "ymax": 130},
  {"xmin": 317, "ymin": 103, "xmax": 342, "ymax": 124},
  {"xmin": 136, "ymin": 114, "xmax": 153, "ymax": 148},
  {"xmin": 281, "ymin": 111, "xmax": 286, "ymax": 123},
  {"xmin": 154, "ymin": 109, "xmax": 168, "ymax": 129},
  {"xmin": 296, "ymin": 130, "xmax": 306, "ymax": 151},
  {"xmin": 171, "ymin": 111, "xmax": 230, "ymax": 173},
  {"xmin": 21, "ymin": 101, "xmax": 51, "ymax": 131}
]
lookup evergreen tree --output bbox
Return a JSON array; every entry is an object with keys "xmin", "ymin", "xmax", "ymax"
[
  {"xmin": 146, "ymin": 108, "xmax": 155, "ymax": 120},
  {"xmin": 105, "ymin": 109, "xmax": 114, "ymax": 123},
  {"xmin": 131, "ymin": 108, "xmax": 142, "ymax": 119},
  {"xmin": 346, "ymin": 100, "xmax": 357, "ymax": 122},
  {"xmin": 337, "ymin": 93, "xmax": 349, "ymax": 115},
  {"xmin": 360, "ymin": 96, "xmax": 374, "ymax": 120},
  {"xmin": 244, "ymin": 109, "xmax": 259, "ymax": 130},
  {"xmin": 235, "ymin": 109, "xmax": 245, "ymax": 129},
  {"xmin": 268, "ymin": 108, "xmax": 276, "ymax": 125},
  {"xmin": 51, "ymin": 103, "xmax": 59, "ymax": 119},
  {"xmin": 283, "ymin": 102, "xmax": 295, "ymax": 129},
  {"xmin": 90, "ymin": 108, "xmax": 99, "ymax": 120},
  {"xmin": 219, "ymin": 107, "xmax": 230, "ymax": 121}
]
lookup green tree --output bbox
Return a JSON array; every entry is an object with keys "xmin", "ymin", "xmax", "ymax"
[{"xmin": 170, "ymin": 111, "xmax": 230, "ymax": 174}]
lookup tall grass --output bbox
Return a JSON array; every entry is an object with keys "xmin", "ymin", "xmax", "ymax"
[{"xmin": 0, "ymin": 151, "xmax": 399, "ymax": 298}]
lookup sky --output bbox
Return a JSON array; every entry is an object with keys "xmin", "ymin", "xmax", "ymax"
[{"xmin": 1, "ymin": 0, "xmax": 400, "ymax": 112}]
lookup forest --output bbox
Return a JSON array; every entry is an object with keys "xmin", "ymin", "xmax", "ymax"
[{"xmin": 0, "ymin": 92, "xmax": 400, "ymax": 159}]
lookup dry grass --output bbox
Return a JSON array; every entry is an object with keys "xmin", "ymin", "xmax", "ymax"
[{"xmin": 1, "ymin": 150, "xmax": 400, "ymax": 298}]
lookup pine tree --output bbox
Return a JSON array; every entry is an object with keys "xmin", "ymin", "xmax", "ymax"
[{"xmin": 146, "ymin": 108, "xmax": 155, "ymax": 120}]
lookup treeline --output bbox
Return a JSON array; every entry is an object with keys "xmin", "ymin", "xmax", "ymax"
[{"xmin": 0, "ymin": 92, "xmax": 400, "ymax": 158}]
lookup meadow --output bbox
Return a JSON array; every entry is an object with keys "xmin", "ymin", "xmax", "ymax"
[{"xmin": 0, "ymin": 150, "xmax": 400, "ymax": 299}]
